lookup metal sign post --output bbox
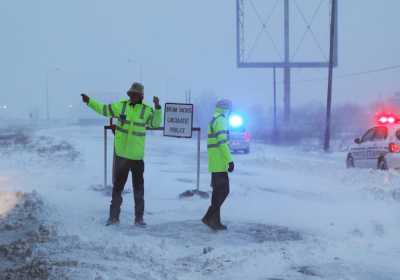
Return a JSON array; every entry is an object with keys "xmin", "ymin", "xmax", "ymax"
[
  {"xmin": 163, "ymin": 103, "xmax": 208, "ymax": 198},
  {"xmin": 103, "ymin": 103, "xmax": 208, "ymax": 199},
  {"xmin": 104, "ymin": 119, "xmax": 114, "ymax": 189}
]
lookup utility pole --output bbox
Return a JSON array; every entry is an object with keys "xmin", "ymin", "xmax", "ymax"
[
  {"xmin": 273, "ymin": 67, "xmax": 278, "ymax": 141},
  {"xmin": 283, "ymin": 0, "xmax": 291, "ymax": 122},
  {"xmin": 324, "ymin": 0, "xmax": 337, "ymax": 152},
  {"xmin": 46, "ymin": 72, "xmax": 49, "ymax": 121}
]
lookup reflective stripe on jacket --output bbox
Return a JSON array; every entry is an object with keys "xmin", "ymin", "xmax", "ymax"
[
  {"xmin": 87, "ymin": 98, "xmax": 162, "ymax": 160},
  {"xmin": 207, "ymin": 108, "xmax": 233, "ymax": 172}
]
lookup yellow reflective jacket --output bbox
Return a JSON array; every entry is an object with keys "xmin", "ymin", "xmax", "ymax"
[
  {"xmin": 87, "ymin": 98, "xmax": 162, "ymax": 160},
  {"xmin": 207, "ymin": 108, "xmax": 233, "ymax": 172}
]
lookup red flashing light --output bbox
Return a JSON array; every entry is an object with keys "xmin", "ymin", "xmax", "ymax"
[
  {"xmin": 389, "ymin": 143, "xmax": 400, "ymax": 153},
  {"xmin": 377, "ymin": 114, "xmax": 398, "ymax": 125},
  {"xmin": 243, "ymin": 132, "xmax": 251, "ymax": 142},
  {"xmin": 378, "ymin": 116, "xmax": 388, "ymax": 124}
]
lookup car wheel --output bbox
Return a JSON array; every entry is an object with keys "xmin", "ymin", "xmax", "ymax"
[
  {"xmin": 346, "ymin": 154, "xmax": 354, "ymax": 168},
  {"xmin": 244, "ymin": 148, "xmax": 250, "ymax": 154},
  {"xmin": 377, "ymin": 157, "xmax": 388, "ymax": 170}
]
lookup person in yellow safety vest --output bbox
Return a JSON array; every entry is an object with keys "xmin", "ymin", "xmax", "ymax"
[
  {"xmin": 80, "ymin": 82, "xmax": 162, "ymax": 226},
  {"xmin": 202, "ymin": 99, "xmax": 234, "ymax": 230}
]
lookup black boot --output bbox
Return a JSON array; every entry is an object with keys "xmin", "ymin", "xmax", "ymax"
[
  {"xmin": 209, "ymin": 209, "xmax": 227, "ymax": 231},
  {"xmin": 134, "ymin": 217, "xmax": 146, "ymax": 227},
  {"xmin": 201, "ymin": 207, "xmax": 212, "ymax": 225},
  {"xmin": 202, "ymin": 207, "xmax": 218, "ymax": 230},
  {"xmin": 106, "ymin": 217, "xmax": 120, "ymax": 226},
  {"xmin": 106, "ymin": 205, "xmax": 121, "ymax": 226},
  {"xmin": 215, "ymin": 209, "xmax": 227, "ymax": 230}
]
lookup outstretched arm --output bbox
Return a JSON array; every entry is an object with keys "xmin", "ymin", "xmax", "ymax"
[
  {"xmin": 81, "ymin": 93, "xmax": 121, "ymax": 118},
  {"xmin": 146, "ymin": 96, "xmax": 162, "ymax": 128}
]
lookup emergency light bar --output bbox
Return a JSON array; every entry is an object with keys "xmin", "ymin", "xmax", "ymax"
[
  {"xmin": 376, "ymin": 114, "xmax": 399, "ymax": 125},
  {"xmin": 229, "ymin": 114, "xmax": 244, "ymax": 128}
]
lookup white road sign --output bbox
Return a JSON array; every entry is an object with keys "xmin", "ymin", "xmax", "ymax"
[{"xmin": 164, "ymin": 103, "xmax": 194, "ymax": 138}]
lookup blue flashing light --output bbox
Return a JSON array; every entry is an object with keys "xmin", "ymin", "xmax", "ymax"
[{"xmin": 229, "ymin": 114, "xmax": 244, "ymax": 128}]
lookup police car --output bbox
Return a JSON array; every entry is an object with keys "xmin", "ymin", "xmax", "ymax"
[
  {"xmin": 228, "ymin": 113, "xmax": 251, "ymax": 154},
  {"xmin": 347, "ymin": 114, "xmax": 400, "ymax": 170}
]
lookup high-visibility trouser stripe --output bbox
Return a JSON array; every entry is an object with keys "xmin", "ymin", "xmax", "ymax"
[
  {"xmin": 207, "ymin": 140, "xmax": 228, "ymax": 148},
  {"xmin": 115, "ymin": 126, "xmax": 146, "ymax": 137},
  {"xmin": 108, "ymin": 104, "xmax": 115, "ymax": 117},
  {"xmin": 103, "ymin": 105, "xmax": 107, "ymax": 116},
  {"xmin": 208, "ymin": 130, "xmax": 228, "ymax": 138}
]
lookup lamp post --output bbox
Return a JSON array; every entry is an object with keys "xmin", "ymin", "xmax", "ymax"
[
  {"xmin": 45, "ymin": 67, "xmax": 61, "ymax": 120},
  {"xmin": 127, "ymin": 59, "xmax": 143, "ymax": 82}
]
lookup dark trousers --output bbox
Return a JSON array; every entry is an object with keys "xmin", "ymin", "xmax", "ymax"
[
  {"xmin": 204, "ymin": 172, "xmax": 230, "ymax": 223},
  {"xmin": 109, "ymin": 155, "xmax": 145, "ymax": 220}
]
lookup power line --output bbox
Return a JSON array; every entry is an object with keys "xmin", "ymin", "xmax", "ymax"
[{"xmin": 278, "ymin": 64, "xmax": 400, "ymax": 85}]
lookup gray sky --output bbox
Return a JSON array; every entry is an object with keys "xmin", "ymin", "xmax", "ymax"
[{"xmin": 1, "ymin": 0, "xmax": 399, "ymax": 119}]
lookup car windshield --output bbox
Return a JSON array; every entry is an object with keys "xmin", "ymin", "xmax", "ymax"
[{"xmin": 374, "ymin": 126, "xmax": 388, "ymax": 140}]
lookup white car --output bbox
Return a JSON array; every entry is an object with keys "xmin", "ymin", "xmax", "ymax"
[
  {"xmin": 227, "ymin": 113, "xmax": 250, "ymax": 154},
  {"xmin": 347, "ymin": 115, "xmax": 400, "ymax": 170},
  {"xmin": 229, "ymin": 128, "xmax": 251, "ymax": 154}
]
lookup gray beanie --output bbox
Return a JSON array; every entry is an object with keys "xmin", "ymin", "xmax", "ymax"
[
  {"xmin": 127, "ymin": 82, "xmax": 144, "ymax": 95},
  {"xmin": 216, "ymin": 99, "xmax": 232, "ymax": 110}
]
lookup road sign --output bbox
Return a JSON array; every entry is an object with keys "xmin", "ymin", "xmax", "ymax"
[{"xmin": 164, "ymin": 103, "xmax": 194, "ymax": 138}]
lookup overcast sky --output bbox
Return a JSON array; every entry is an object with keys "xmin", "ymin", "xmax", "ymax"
[{"xmin": 1, "ymin": 0, "xmax": 399, "ymax": 119}]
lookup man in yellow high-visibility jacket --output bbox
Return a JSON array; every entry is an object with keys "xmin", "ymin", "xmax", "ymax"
[
  {"xmin": 202, "ymin": 99, "xmax": 234, "ymax": 230},
  {"xmin": 81, "ymin": 82, "xmax": 162, "ymax": 226}
]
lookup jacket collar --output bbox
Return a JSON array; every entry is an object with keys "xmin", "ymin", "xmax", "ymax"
[
  {"xmin": 129, "ymin": 100, "xmax": 143, "ymax": 107},
  {"xmin": 215, "ymin": 107, "xmax": 228, "ymax": 117}
]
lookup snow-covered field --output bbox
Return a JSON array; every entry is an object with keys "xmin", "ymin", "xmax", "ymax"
[{"xmin": 1, "ymin": 124, "xmax": 400, "ymax": 280}]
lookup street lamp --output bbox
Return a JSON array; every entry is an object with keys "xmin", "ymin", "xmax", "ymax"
[
  {"xmin": 127, "ymin": 59, "xmax": 143, "ymax": 82},
  {"xmin": 45, "ymin": 67, "xmax": 61, "ymax": 120}
]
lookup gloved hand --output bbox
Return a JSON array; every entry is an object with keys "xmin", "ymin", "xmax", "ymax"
[
  {"xmin": 81, "ymin": 93, "xmax": 90, "ymax": 104},
  {"xmin": 228, "ymin": 162, "xmax": 234, "ymax": 173},
  {"xmin": 153, "ymin": 96, "xmax": 161, "ymax": 109}
]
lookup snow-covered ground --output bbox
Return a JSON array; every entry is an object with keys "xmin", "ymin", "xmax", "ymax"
[{"xmin": 1, "ymin": 124, "xmax": 400, "ymax": 279}]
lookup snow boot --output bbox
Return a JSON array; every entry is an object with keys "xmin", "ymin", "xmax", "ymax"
[
  {"xmin": 202, "ymin": 208, "xmax": 219, "ymax": 231},
  {"xmin": 214, "ymin": 223, "xmax": 227, "ymax": 230},
  {"xmin": 106, "ymin": 217, "xmax": 120, "ymax": 226},
  {"xmin": 214, "ymin": 209, "xmax": 227, "ymax": 230},
  {"xmin": 201, "ymin": 207, "xmax": 212, "ymax": 224},
  {"xmin": 208, "ymin": 215, "xmax": 226, "ymax": 231},
  {"xmin": 134, "ymin": 217, "xmax": 146, "ymax": 227}
]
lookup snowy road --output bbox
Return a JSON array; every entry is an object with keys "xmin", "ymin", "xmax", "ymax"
[{"xmin": 1, "ymin": 124, "xmax": 400, "ymax": 279}]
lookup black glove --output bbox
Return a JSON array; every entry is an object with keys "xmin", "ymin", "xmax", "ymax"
[
  {"xmin": 228, "ymin": 162, "xmax": 234, "ymax": 173},
  {"xmin": 81, "ymin": 93, "xmax": 90, "ymax": 104},
  {"xmin": 153, "ymin": 96, "xmax": 161, "ymax": 109}
]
